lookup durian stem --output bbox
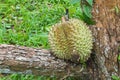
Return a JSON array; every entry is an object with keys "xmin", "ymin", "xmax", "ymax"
[
  {"xmin": 65, "ymin": 8, "xmax": 69, "ymax": 21},
  {"xmin": 61, "ymin": 9, "xmax": 69, "ymax": 22}
]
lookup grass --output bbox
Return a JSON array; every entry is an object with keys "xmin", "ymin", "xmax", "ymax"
[
  {"xmin": 0, "ymin": 0, "xmax": 83, "ymax": 48},
  {"xmin": 0, "ymin": 74, "xmax": 83, "ymax": 80},
  {"xmin": 0, "ymin": 74, "xmax": 57, "ymax": 80}
]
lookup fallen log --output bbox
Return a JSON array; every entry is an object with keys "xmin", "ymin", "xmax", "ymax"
[{"xmin": 0, "ymin": 44, "xmax": 93, "ymax": 79}]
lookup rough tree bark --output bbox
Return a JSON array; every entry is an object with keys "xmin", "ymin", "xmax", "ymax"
[
  {"xmin": 0, "ymin": 44, "xmax": 92, "ymax": 79},
  {"xmin": 90, "ymin": 0, "xmax": 120, "ymax": 79}
]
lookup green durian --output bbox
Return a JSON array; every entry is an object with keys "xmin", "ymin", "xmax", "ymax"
[{"xmin": 48, "ymin": 19, "xmax": 93, "ymax": 63}]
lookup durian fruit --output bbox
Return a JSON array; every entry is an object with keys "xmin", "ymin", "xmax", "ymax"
[{"xmin": 48, "ymin": 18, "xmax": 93, "ymax": 63}]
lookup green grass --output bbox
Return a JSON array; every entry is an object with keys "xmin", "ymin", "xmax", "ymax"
[
  {"xmin": 0, "ymin": 0, "xmax": 83, "ymax": 48},
  {"xmin": 0, "ymin": 74, "xmax": 82, "ymax": 80},
  {"xmin": 0, "ymin": 74, "xmax": 57, "ymax": 80}
]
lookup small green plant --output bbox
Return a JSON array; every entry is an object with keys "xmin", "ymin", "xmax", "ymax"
[
  {"xmin": 112, "ymin": 75, "xmax": 120, "ymax": 80},
  {"xmin": 114, "ymin": 6, "xmax": 120, "ymax": 14},
  {"xmin": 70, "ymin": 0, "xmax": 95, "ymax": 24},
  {"xmin": 118, "ymin": 54, "xmax": 120, "ymax": 61}
]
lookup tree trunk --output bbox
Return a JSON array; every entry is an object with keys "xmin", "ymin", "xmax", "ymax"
[{"xmin": 90, "ymin": 0, "xmax": 120, "ymax": 79}]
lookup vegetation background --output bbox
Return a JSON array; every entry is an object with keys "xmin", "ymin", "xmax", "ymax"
[
  {"xmin": 0, "ymin": 0, "xmax": 95, "ymax": 80},
  {"xmin": 0, "ymin": 0, "xmax": 87, "ymax": 49}
]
